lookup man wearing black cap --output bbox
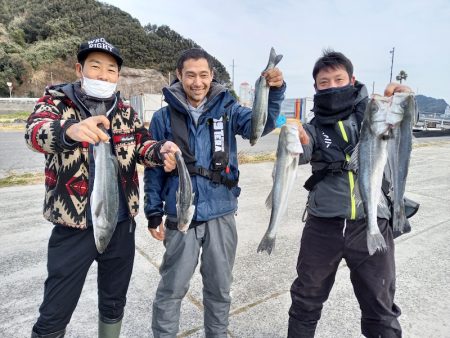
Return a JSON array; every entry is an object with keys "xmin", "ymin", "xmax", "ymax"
[{"xmin": 25, "ymin": 37, "xmax": 180, "ymax": 338}]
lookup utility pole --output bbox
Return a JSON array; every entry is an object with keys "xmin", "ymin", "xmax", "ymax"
[
  {"xmin": 389, "ymin": 47, "xmax": 395, "ymax": 83},
  {"xmin": 372, "ymin": 81, "xmax": 375, "ymax": 95},
  {"xmin": 6, "ymin": 82, "xmax": 12, "ymax": 98},
  {"xmin": 230, "ymin": 59, "xmax": 235, "ymax": 91}
]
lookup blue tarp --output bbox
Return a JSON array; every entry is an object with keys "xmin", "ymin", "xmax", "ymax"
[{"xmin": 276, "ymin": 114, "xmax": 286, "ymax": 128}]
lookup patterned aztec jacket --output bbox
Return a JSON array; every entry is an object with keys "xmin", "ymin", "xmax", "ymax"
[{"xmin": 25, "ymin": 82, "xmax": 164, "ymax": 228}]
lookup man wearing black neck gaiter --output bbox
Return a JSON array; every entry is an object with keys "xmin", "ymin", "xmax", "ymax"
[{"xmin": 287, "ymin": 49, "xmax": 413, "ymax": 338}]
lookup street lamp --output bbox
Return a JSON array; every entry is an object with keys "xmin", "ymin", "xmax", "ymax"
[{"xmin": 6, "ymin": 82, "xmax": 12, "ymax": 98}]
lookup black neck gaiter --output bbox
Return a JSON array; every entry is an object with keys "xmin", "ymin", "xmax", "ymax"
[{"xmin": 312, "ymin": 84, "xmax": 358, "ymax": 124}]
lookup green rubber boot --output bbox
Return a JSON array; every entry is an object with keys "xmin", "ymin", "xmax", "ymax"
[{"xmin": 98, "ymin": 314, "xmax": 123, "ymax": 338}]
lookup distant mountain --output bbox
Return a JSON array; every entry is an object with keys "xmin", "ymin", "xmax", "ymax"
[
  {"xmin": 0, "ymin": 0, "xmax": 230, "ymax": 97},
  {"xmin": 416, "ymin": 95, "xmax": 449, "ymax": 115}
]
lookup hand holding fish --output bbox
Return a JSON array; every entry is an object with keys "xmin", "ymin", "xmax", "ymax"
[
  {"xmin": 148, "ymin": 222, "xmax": 166, "ymax": 241},
  {"xmin": 66, "ymin": 115, "xmax": 110, "ymax": 144},
  {"xmin": 384, "ymin": 82, "xmax": 413, "ymax": 97},
  {"xmin": 262, "ymin": 67, "xmax": 284, "ymax": 88},
  {"xmin": 160, "ymin": 141, "xmax": 180, "ymax": 172},
  {"xmin": 297, "ymin": 123, "xmax": 310, "ymax": 145}
]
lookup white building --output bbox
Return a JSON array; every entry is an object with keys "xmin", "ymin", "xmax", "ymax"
[
  {"xmin": 238, "ymin": 82, "xmax": 253, "ymax": 107},
  {"xmin": 444, "ymin": 105, "xmax": 450, "ymax": 118},
  {"xmin": 129, "ymin": 93, "xmax": 167, "ymax": 124}
]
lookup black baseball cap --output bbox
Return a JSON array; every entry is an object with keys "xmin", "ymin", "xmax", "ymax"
[{"xmin": 77, "ymin": 37, "xmax": 123, "ymax": 68}]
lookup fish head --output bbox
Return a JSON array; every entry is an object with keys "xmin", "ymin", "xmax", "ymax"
[
  {"xmin": 367, "ymin": 95, "xmax": 391, "ymax": 137},
  {"xmin": 281, "ymin": 123, "xmax": 303, "ymax": 155},
  {"xmin": 385, "ymin": 92, "xmax": 409, "ymax": 127}
]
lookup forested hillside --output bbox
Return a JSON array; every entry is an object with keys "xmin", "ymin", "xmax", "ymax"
[
  {"xmin": 0, "ymin": 0, "xmax": 230, "ymax": 97},
  {"xmin": 416, "ymin": 95, "xmax": 448, "ymax": 115}
]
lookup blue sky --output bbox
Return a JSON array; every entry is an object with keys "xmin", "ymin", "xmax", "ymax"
[{"xmin": 103, "ymin": 0, "xmax": 450, "ymax": 103}]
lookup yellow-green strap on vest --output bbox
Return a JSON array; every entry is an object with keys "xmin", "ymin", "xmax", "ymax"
[{"xmin": 337, "ymin": 121, "xmax": 356, "ymax": 220}]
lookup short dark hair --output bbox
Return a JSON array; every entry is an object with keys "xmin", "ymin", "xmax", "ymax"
[
  {"xmin": 176, "ymin": 48, "xmax": 214, "ymax": 74},
  {"xmin": 312, "ymin": 49, "xmax": 353, "ymax": 82},
  {"xmin": 77, "ymin": 37, "xmax": 122, "ymax": 70}
]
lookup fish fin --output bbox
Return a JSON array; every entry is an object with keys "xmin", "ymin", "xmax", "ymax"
[
  {"xmin": 266, "ymin": 47, "xmax": 283, "ymax": 69},
  {"xmin": 267, "ymin": 47, "xmax": 277, "ymax": 67},
  {"xmin": 367, "ymin": 231, "xmax": 388, "ymax": 256},
  {"xmin": 257, "ymin": 232, "xmax": 276, "ymax": 255},
  {"xmin": 94, "ymin": 200, "xmax": 103, "ymax": 217},
  {"xmin": 347, "ymin": 142, "xmax": 359, "ymax": 172},
  {"xmin": 274, "ymin": 54, "xmax": 283, "ymax": 66},
  {"xmin": 352, "ymin": 182, "xmax": 362, "ymax": 207},
  {"xmin": 265, "ymin": 189, "xmax": 273, "ymax": 209},
  {"xmin": 392, "ymin": 206, "xmax": 406, "ymax": 233}
]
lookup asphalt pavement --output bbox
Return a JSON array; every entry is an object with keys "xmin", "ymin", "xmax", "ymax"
[{"xmin": 0, "ymin": 136, "xmax": 449, "ymax": 337}]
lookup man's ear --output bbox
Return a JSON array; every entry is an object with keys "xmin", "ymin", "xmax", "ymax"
[
  {"xmin": 176, "ymin": 70, "xmax": 182, "ymax": 81},
  {"xmin": 350, "ymin": 75, "xmax": 356, "ymax": 85},
  {"xmin": 75, "ymin": 63, "xmax": 83, "ymax": 79}
]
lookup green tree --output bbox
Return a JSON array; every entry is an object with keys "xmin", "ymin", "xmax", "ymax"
[{"xmin": 1, "ymin": 0, "xmax": 230, "ymax": 95}]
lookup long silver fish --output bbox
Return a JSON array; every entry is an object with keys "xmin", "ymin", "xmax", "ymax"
[
  {"xmin": 175, "ymin": 151, "xmax": 195, "ymax": 233},
  {"xmin": 91, "ymin": 140, "xmax": 119, "ymax": 254},
  {"xmin": 257, "ymin": 123, "xmax": 303, "ymax": 255},
  {"xmin": 386, "ymin": 93, "xmax": 416, "ymax": 233},
  {"xmin": 356, "ymin": 96, "xmax": 391, "ymax": 255},
  {"xmin": 250, "ymin": 47, "xmax": 283, "ymax": 146}
]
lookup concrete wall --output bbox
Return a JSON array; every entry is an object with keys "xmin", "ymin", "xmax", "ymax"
[{"xmin": 0, "ymin": 98, "xmax": 39, "ymax": 114}]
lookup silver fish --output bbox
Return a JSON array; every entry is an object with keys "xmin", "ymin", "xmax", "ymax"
[
  {"xmin": 356, "ymin": 96, "xmax": 391, "ymax": 255},
  {"xmin": 386, "ymin": 93, "xmax": 416, "ymax": 233},
  {"xmin": 250, "ymin": 47, "xmax": 283, "ymax": 146},
  {"xmin": 91, "ymin": 141, "xmax": 119, "ymax": 254},
  {"xmin": 175, "ymin": 151, "xmax": 195, "ymax": 233},
  {"xmin": 257, "ymin": 123, "xmax": 303, "ymax": 255}
]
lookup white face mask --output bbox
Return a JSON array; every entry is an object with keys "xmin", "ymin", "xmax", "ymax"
[{"xmin": 81, "ymin": 71, "xmax": 117, "ymax": 99}]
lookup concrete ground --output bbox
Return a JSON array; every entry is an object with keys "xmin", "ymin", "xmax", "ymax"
[{"xmin": 1, "ymin": 138, "xmax": 449, "ymax": 337}]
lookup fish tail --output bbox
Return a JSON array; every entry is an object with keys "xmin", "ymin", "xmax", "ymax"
[
  {"xmin": 367, "ymin": 231, "xmax": 387, "ymax": 256},
  {"xmin": 267, "ymin": 47, "xmax": 283, "ymax": 69},
  {"xmin": 257, "ymin": 232, "xmax": 276, "ymax": 255},
  {"xmin": 274, "ymin": 54, "xmax": 283, "ymax": 66},
  {"xmin": 95, "ymin": 239, "xmax": 106, "ymax": 254}
]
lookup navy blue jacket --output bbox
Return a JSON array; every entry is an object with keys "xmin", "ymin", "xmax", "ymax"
[{"xmin": 144, "ymin": 81, "xmax": 286, "ymax": 227}]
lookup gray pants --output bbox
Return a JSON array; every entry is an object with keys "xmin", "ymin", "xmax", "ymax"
[{"xmin": 152, "ymin": 213, "xmax": 238, "ymax": 338}]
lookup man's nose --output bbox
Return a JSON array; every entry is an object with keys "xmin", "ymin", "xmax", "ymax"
[
  {"xmin": 97, "ymin": 69, "xmax": 108, "ymax": 81},
  {"xmin": 193, "ymin": 76, "xmax": 202, "ymax": 86}
]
